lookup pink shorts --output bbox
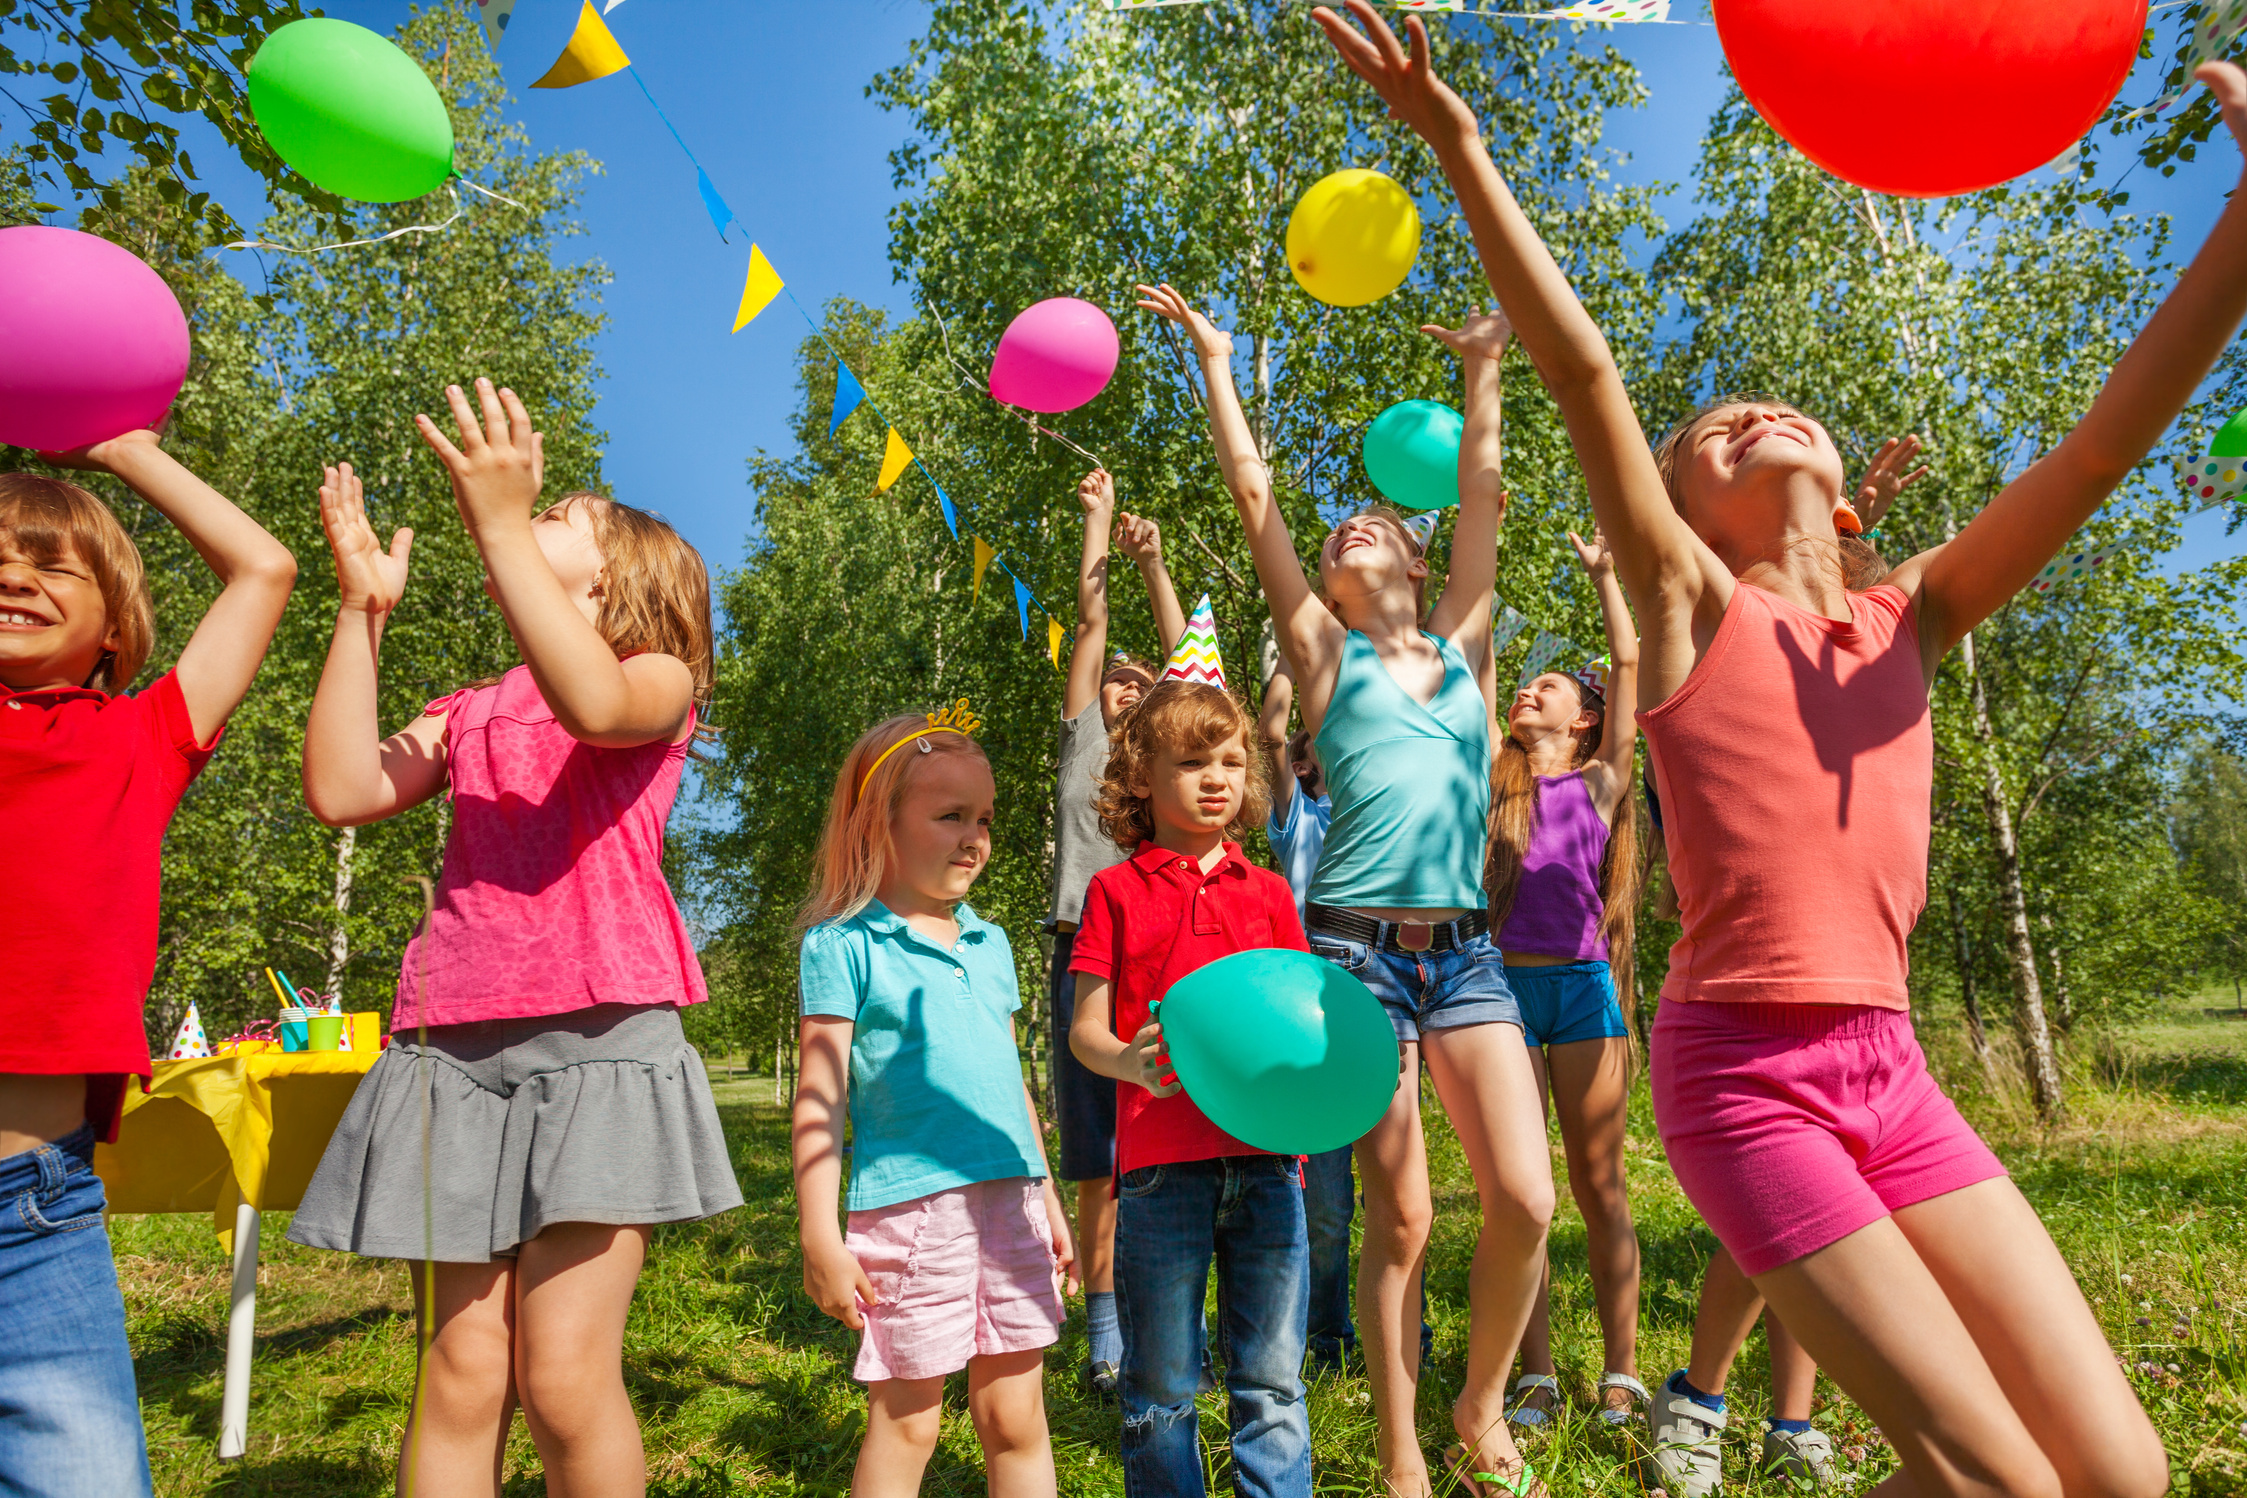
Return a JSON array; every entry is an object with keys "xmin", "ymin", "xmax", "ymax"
[
  {"xmin": 1651, "ymin": 1001, "xmax": 2006, "ymax": 1275},
  {"xmin": 845, "ymin": 1177, "xmax": 1064, "ymax": 1383}
]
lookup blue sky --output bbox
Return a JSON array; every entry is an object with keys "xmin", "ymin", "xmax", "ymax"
[{"xmin": 18, "ymin": 0, "xmax": 2247, "ymax": 580}]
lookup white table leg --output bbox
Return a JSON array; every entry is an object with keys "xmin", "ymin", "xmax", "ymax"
[{"xmin": 217, "ymin": 1202, "xmax": 260, "ymax": 1460}]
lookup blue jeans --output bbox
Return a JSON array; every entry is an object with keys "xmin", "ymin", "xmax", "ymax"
[
  {"xmin": 0, "ymin": 1124, "xmax": 153, "ymax": 1496},
  {"xmin": 1116, "ymin": 1157, "xmax": 1310, "ymax": 1498},
  {"xmin": 1306, "ymin": 923, "xmax": 1521, "ymax": 1042},
  {"xmin": 1301, "ymin": 1146, "xmax": 1357, "ymax": 1367}
]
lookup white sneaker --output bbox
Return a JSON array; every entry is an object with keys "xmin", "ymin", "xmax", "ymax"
[
  {"xmin": 1648, "ymin": 1376, "xmax": 1726, "ymax": 1498},
  {"xmin": 1761, "ymin": 1424, "xmax": 1837, "ymax": 1487}
]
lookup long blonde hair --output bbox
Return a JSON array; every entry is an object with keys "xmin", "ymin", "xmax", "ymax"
[
  {"xmin": 560, "ymin": 492, "xmax": 716, "ymax": 709},
  {"xmin": 797, "ymin": 713, "xmax": 991, "ymax": 932},
  {"xmin": 1487, "ymin": 679, "xmax": 1639, "ymax": 988}
]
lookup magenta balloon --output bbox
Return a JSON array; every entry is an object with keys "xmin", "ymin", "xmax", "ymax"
[
  {"xmin": 0, "ymin": 226, "xmax": 190, "ymax": 452},
  {"xmin": 988, "ymin": 297, "xmax": 1120, "ymax": 414}
]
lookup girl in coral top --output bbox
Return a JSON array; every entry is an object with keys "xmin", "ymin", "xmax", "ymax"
[
  {"xmin": 1312, "ymin": 6, "xmax": 2247, "ymax": 1496},
  {"xmin": 291, "ymin": 381, "xmax": 742, "ymax": 1494}
]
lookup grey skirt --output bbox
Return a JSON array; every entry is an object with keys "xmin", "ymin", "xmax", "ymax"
[{"xmin": 287, "ymin": 1003, "xmax": 743, "ymax": 1263}]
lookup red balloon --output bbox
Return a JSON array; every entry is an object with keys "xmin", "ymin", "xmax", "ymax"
[{"xmin": 1713, "ymin": 0, "xmax": 2146, "ymax": 198}]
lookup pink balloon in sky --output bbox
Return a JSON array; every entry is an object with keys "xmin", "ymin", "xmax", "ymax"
[
  {"xmin": 0, "ymin": 226, "xmax": 190, "ymax": 452},
  {"xmin": 988, "ymin": 297, "xmax": 1119, "ymax": 414}
]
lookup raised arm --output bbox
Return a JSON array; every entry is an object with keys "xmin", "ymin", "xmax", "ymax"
[
  {"xmin": 415, "ymin": 379, "xmax": 694, "ymax": 748},
  {"xmin": 1063, "ymin": 468, "xmax": 1118, "ymax": 721},
  {"xmin": 1258, "ymin": 650, "xmax": 1299, "ymax": 823},
  {"xmin": 1893, "ymin": 65, "xmax": 2247, "ymax": 661},
  {"xmin": 1310, "ymin": 2, "xmax": 1723, "ymax": 660},
  {"xmin": 793, "ymin": 1014, "xmax": 876, "ymax": 1329},
  {"xmin": 303, "ymin": 463, "xmax": 451, "ymax": 826},
  {"xmin": 1571, "ymin": 526, "xmax": 1639, "ymax": 821},
  {"xmin": 1421, "ymin": 307, "xmax": 1513, "ymax": 657},
  {"xmin": 44, "ymin": 430, "xmax": 296, "ymax": 742},
  {"xmin": 1117, "ymin": 512, "xmax": 1189, "ymax": 656},
  {"xmin": 1135, "ymin": 283, "xmax": 1344, "ymax": 688}
]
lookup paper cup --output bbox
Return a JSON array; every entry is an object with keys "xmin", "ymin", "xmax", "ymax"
[
  {"xmin": 306, "ymin": 1014, "xmax": 345, "ymax": 1052},
  {"xmin": 279, "ymin": 1007, "xmax": 312, "ymax": 1052}
]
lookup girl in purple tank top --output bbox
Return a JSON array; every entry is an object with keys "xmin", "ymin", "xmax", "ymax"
[{"xmin": 1485, "ymin": 527, "xmax": 1645, "ymax": 1432}]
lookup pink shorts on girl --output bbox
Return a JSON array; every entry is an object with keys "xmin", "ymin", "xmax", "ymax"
[
  {"xmin": 1652, "ymin": 1001, "xmax": 2007, "ymax": 1275},
  {"xmin": 845, "ymin": 1176, "xmax": 1063, "ymax": 1383}
]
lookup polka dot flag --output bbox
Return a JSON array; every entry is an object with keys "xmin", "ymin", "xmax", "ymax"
[{"xmin": 2176, "ymin": 406, "xmax": 2247, "ymax": 512}]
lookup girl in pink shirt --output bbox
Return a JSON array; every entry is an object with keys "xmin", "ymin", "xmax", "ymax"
[
  {"xmin": 1312, "ymin": 7, "xmax": 2247, "ymax": 1498},
  {"xmin": 291, "ymin": 380, "xmax": 741, "ymax": 1493}
]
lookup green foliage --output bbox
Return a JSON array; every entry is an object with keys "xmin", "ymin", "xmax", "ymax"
[{"xmin": 2175, "ymin": 737, "xmax": 2247, "ymax": 1002}]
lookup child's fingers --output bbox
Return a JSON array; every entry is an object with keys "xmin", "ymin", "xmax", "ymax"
[
  {"xmin": 415, "ymin": 411, "xmax": 470, "ymax": 469},
  {"xmin": 2195, "ymin": 60, "xmax": 2247, "ymax": 139},
  {"xmin": 474, "ymin": 378, "xmax": 512, "ymax": 450},
  {"xmin": 388, "ymin": 528, "xmax": 415, "ymax": 569},
  {"xmin": 441, "ymin": 384, "xmax": 487, "ymax": 451}
]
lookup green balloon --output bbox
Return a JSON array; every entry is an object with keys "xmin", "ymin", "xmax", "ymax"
[
  {"xmin": 2211, "ymin": 406, "xmax": 2247, "ymax": 458},
  {"xmin": 1363, "ymin": 399, "xmax": 1464, "ymax": 512},
  {"xmin": 1156, "ymin": 949, "xmax": 1398, "ymax": 1155},
  {"xmin": 248, "ymin": 19, "xmax": 454, "ymax": 203}
]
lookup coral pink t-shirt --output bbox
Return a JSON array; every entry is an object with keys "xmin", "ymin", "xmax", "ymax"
[
  {"xmin": 1637, "ymin": 583, "xmax": 1931, "ymax": 1011},
  {"xmin": 393, "ymin": 665, "xmax": 707, "ymax": 1027}
]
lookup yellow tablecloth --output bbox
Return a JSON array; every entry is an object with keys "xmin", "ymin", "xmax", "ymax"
[{"xmin": 94, "ymin": 1048, "xmax": 380, "ymax": 1249}]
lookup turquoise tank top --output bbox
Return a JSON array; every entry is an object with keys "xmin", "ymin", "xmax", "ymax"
[{"xmin": 1310, "ymin": 630, "xmax": 1492, "ymax": 910}]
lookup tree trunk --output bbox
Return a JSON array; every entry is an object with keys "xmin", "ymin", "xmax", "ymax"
[
  {"xmin": 1961, "ymin": 631, "xmax": 2065, "ymax": 1121},
  {"xmin": 2040, "ymin": 912, "xmax": 2073, "ymax": 1032},
  {"xmin": 1945, "ymin": 887, "xmax": 1994, "ymax": 1073},
  {"xmin": 324, "ymin": 824, "xmax": 357, "ymax": 995},
  {"xmin": 773, "ymin": 1029, "xmax": 785, "ymax": 1107},
  {"xmin": 1253, "ymin": 333, "xmax": 1272, "ymax": 460}
]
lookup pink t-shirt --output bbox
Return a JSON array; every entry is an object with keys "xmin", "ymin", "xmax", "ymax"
[
  {"xmin": 1638, "ymin": 582, "xmax": 1931, "ymax": 1011},
  {"xmin": 392, "ymin": 665, "xmax": 708, "ymax": 1027}
]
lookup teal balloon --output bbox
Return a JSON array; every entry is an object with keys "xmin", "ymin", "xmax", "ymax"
[
  {"xmin": 1363, "ymin": 399, "xmax": 1464, "ymax": 512},
  {"xmin": 1156, "ymin": 949, "xmax": 1398, "ymax": 1155},
  {"xmin": 248, "ymin": 19, "xmax": 454, "ymax": 203}
]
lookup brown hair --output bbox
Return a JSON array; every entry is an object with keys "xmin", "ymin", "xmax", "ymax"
[
  {"xmin": 796, "ymin": 713, "xmax": 992, "ymax": 932},
  {"xmin": 1094, "ymin": 680, "xmax": 1271, "ymax": 851},
  {"xmin": 556, "ymin": 493, "xmax": 716, "ymax": 710},
  {"xmin": 1323, "ymin": 500, "xmax": 1428, "ymax": 620},
  {"xmin": 0, "ymin": 474, "xmax": 154, "ymax": 692},
  {"xmin": 1487, "ymin": 677, "xmax": 1639, "ymax": 989}
]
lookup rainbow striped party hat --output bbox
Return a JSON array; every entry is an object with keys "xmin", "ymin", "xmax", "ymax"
[{"xmin": 1162, "ymin": 594, "xmax": 1226, "ymax": 690}]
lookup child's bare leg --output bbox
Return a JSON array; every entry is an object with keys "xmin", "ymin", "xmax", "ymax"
[
  {"xmin": 402, "ymin": 1258, "xmax": 517, "ymax": 1498},
  {"xmin": 968, "ymin": 1349, "xmax": 1058, "ymax": 1498},
  {"xmin": 1685, "ymin": 1244, "xmax": 1764, "ymax": 1395},
  {"xmin": 854, "ymin": 1376, "xmax": 945, "ymax": 1498},
  {"xmin": 1075, "ymin": 1179, "xmax": 1117, "ymax": 1295},
  {"xmin": 1422, "ymin": 1023, "xmax": 1555, "ymax": 1478},
  {"xmin": 1765, "ymin": 1309, "xmax": 1817, "ymax": 1423},
  {"xmin": 513, "ymin": 1222, "xmax": 650, "ymax": 1498},
  {"xmin": 1355, "ymin": 1043, "xmax": 1434, "ymax": 1495},
  {"xmin": 1547, "ymin": 1035, "xmax": 1639, "ymax": 1405}
]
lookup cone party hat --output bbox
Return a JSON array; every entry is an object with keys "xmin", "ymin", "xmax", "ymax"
[
  {"xmin": 1162, "ymin": 594, "xmax": 1226, "ymax": 690},
  {"xmin": 168, "ymin": 1002, "xmax": 211, "ymax": 1061}
]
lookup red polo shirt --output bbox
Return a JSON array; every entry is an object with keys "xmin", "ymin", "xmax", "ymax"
[
  {"xmin": 1070, "ymin": 840, "xmax": 1309, "ymax": 1174},
  {"xmin": 0, "ymin": 672, "xmax": 219, "ymax": 1136}
]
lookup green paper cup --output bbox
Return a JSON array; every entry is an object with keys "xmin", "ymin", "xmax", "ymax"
[{"xmin": 306, "ymin": 1014, "xmax": 345, "ymax": 1052}]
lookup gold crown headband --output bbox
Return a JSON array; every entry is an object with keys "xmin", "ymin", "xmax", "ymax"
[{"xmin": 857, "ymin": 699, "xmax": 983, "ymax": 797}]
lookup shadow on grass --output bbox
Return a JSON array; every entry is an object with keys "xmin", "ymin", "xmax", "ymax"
[{"xmin": 2106, "ymin": 1050, "xmax": 2247, "ymax": 1108}]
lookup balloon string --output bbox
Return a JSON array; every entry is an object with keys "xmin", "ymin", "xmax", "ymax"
[
  {"xmin": 219, "ymin": 177, "xmax": 524, "ymax": 258},
  {"xmin": 453, "ymin": 176, "xmax": 531, "ymax": 212}
]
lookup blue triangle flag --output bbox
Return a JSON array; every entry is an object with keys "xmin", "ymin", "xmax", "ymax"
[
  {"xmin": 1012, "ymin": 574, "xmax": 1032, "ymax": 639},
  {"xmin": 935, "ymin": 483, "xmax": 959, "ymax": 538},
  {"xmin": 695, "ymin": 168, "xmax": 735, "ymax": 241},
  {"xmin": 830, "ymin": 364, "xmax": 866, "ymax": 437}
]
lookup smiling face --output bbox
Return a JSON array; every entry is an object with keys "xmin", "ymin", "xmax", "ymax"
[
  {"xmin": 1099, "ymin": 664, "xmax": 1155, "ymax": 729},
  {"xmin": 1670, "ymin": 401, "xmax": 1849, "ymax": 558},
  {"xmin": 0, "ymin": 530, "xmax": 115, "ymax": 692},
  {"xmin": 1507, "ymin": 672, "xmax": 1595, "ymax": 747},
  {"xmin": 884, "ymin": 749, "xmax": 996, "ymax": 907},
  {"xmin": 1317, "ymin": 511, "xmax": 1427, "ymax": 616},
  {"xmin": 1135, "ymin": 729, "xmax": 1250, "ymax": 842}
]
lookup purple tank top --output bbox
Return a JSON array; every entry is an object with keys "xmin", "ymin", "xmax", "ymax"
[{"xmin": 1495, "ymin": 770, "xmax": 1611, "ymax": 962}]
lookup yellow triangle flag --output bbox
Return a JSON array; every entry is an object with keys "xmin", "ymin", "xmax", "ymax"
[
  {"xmin": 1049, "ymin": 615, "xmax": 1066, "ymax": 668},
  {"xmin": 877, "ymin": 428, "xmax": 914, "ymax": 493},
  {"xmin": 732, "ymin": 246, "xmax": 784, "ymax": 333},
  {"xmin": 532, "ymin": 1, "xmax": 630, "ymax": 88},
  {"xmin": 971, "ymin": 538, "xmax": 996, "ymax": 604}
]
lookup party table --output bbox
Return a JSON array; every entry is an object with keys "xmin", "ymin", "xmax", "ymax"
[{"xmin": 95, "ymin": 1046, "xmax": 379, "ymax": 1460}]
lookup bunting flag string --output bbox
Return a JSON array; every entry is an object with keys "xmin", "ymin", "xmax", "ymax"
[
  {"xmin": 1491, "ymin": 603, "xmax": 1534, "ymax": 654},
  {"xmin": 1049, "ymin": 616, "xmax": 1067, "ymax": 668},
  {"xmin": 876, "ymin": 429, "xmax": 916, "ymax": 494},
  {"xmin": 830, "ymin": 365, "xmax": 867, "ymax": 437},
  {"xmin": 1517, "ymin": 629, "xmax": 1572, "ymax": 686},
  {"xmin": 1012, "ymin": 574, "xmax": 1034, "ymax": 640},
  {"xmin": 531, "ymin": 1, "xmax": 631, "ymax": 87},
  {"xmin": 972, "ymin": 538, "xmax": 997, "ymax": 605},
  {"xmin": 2028, "ymin": 533, "xmax": 2133, "ymax": 595},
  {"xmin": 1114, "ymin": 0, "xmax": 1682, "ymax": 19}
]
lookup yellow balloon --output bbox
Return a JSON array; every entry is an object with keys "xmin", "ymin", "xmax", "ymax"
[{"xmin": 1286, "ymin": 169, "xmax": 1421, "ymax": 307}]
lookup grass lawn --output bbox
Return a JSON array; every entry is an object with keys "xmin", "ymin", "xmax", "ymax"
[{"xmin": 119, "ymin": 995, "xmax": 2247, "ymax": 1496}]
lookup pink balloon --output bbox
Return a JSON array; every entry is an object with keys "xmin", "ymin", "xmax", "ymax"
[
  {"xmin": 0, "ymin": 226, "xmax": 190, "ymax": 452},
  {"xmin": 988, "ymin": 297, "xmax": 1119, "ymax": 414}
]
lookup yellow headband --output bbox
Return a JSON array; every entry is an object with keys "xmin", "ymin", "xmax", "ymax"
[{"xmin": 857, "ymin": 699, "xmax": 983, "ymax": 798}]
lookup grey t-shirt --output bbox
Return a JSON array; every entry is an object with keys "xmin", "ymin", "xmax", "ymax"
[{"xmin": 1047, "ymin": 701, "xmax": 1127, "ymax": 929}]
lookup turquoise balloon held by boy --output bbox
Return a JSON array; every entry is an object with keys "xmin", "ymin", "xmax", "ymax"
[{"xmin": 1068, "ymin": 617, "xmax": 1318, "ymax": 1498}]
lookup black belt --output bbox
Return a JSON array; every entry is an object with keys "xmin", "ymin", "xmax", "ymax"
[{"xmin": 1306, "ymin": 904, "xmax": 1488, "ymax": 955}]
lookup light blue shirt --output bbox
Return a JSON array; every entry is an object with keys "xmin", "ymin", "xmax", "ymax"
[
  {"xmin": 1266, "ymin": 786, "xmax": 1333, "ymax": 922},
  {"xmin": 799, "ymin": 900, "xmax": 1045, "ymax": 1211}
]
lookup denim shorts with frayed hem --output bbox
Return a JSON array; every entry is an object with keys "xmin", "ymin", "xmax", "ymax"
[{"xmin": 1307, "ymin": 922, "xmax": 1522, "ymax": 1043}]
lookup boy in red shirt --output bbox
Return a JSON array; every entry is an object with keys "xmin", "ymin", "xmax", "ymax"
[
  {"xmin": 0, "ymin": 435, "xmax": 296, "ymax": 1494},
  {"xmin": 1069, "ymin": 672, "xmax": 1312, "ymax": 1498}
]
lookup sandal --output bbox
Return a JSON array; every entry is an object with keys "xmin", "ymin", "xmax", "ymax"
[
  {"xmin": 1596, "ymin": 1371, "xmax": 1649, "ymax": 1428},
  {"xmin": 1503, "ymin": 1373, "xmax": 1561, "ymax": 1430},
  {"xmin": 1443, "ymin": 1443, "xmax": 1544, "ymax": 1498}
]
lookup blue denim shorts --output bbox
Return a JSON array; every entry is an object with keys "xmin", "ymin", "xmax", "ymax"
[
  {"xmin": 1306, "ymin": 920, "xmax": 1521, "ymax": 1042},
  {"xmin": 1508, "ymin": 960, "xmax": 1632, "ymax": 1049}
]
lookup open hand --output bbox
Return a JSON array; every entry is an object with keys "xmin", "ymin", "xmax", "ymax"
[
  {"xmin": 319, "ymin": 462, "xmax": 412, "ymax": 615},
  {"xmin": 801, "ymin": 1236, "xmax": 878, "ymax": 1331},
  {"xmin": 1421, "ymin": 305, "xmax": 1513, "ymax": 362},
  {"xmin": 1134, "ymin": 283, "xmax": 1233, "ymax": 363},
  {"xmin": 1122, "ymin": 1018, "xmax": 1181, "ymax": 1098},
  {"xmin": 1079, "ymin": 468, "xmax": 1116, "ymax": 516},
  {"xmin": 414, "ymin": 378, "xmax": 546, "ymax": 537},
  {"xmin": 1850, "ymin": 435, "xmax": 1929, "ymax": 530},
  {"xmin": 1567, "ymin": 525, "xmax": 1614, "ymax": 581},
  {"xmin": 1309, "ymin": 0, "xmax": 1479, "ymax": 150},
  {"xmin": 2198, "ymin": 60, "xmax": 2247, "ymax": 159},
  {"xmin": 1116, "ymin": 511, "xmax": 1164, "ymax": 565},
  {"xmin": 38, "ymin": 427, "xmax": 163, "ymax": 473},
  {"xmin": 1042, "ymin": 1179, "xmax": 1081, "ymax": 1298}
]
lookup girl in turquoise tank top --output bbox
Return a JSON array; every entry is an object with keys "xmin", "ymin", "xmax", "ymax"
[{"xmin": 1141, "ymin": 283, "xmax": 1554, "ymax": 1498}]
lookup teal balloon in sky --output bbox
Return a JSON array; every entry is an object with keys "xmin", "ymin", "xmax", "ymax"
[
  {"xmin": 1156, "ymin": 949, "xmax": 1397, "ymax": 1156},
  {"xmin": 1363, "ymin": 399, "xmax": 1464, "ymax": 512}
]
